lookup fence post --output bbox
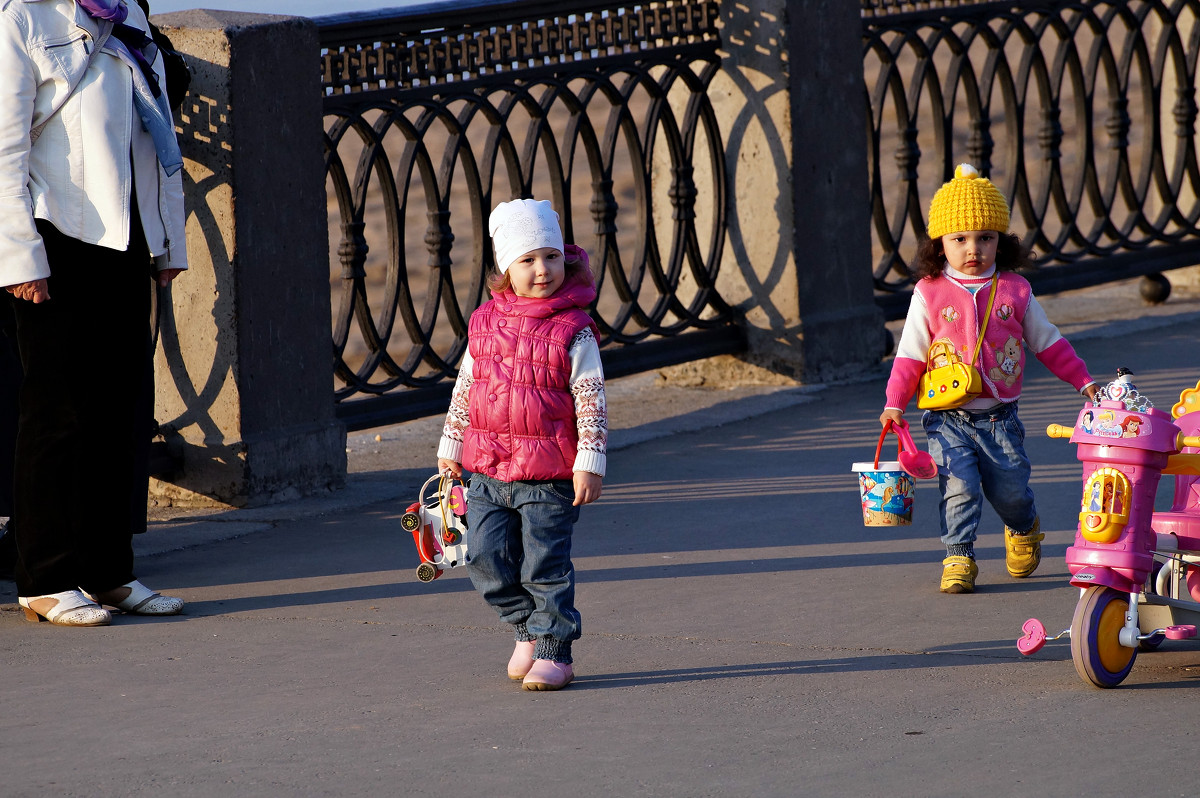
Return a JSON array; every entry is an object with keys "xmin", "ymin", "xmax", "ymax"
[
  {"xmin": 711, "ymin": 0, "xmax": 883, "ymax": 381},
  {"xmin": 149, "ymin": 11, "xmax": 346, "ymax": 507}
]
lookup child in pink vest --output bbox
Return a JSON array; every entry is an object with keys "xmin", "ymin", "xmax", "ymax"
[
  {"xmin": 880, "ymin": 165, "xmax": 1099, "ymax": 594},
  {"xmin": 438, "ymin": 199, "xmax": 607, "ymax": 690}
]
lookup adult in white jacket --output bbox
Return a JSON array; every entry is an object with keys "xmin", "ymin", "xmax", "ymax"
[{"xmin": 0, "ymin": 0, "xmax": 187, "ymax": 625}]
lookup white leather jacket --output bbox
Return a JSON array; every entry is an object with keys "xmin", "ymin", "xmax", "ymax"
[{"xmin": 0, "ymin": 0, "xmax": 187, "ymax": 288}]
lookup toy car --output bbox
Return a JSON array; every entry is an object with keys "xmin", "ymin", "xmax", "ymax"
[{"xmin": 401, "ymin": 473, "xmax": 469, "ymax": 582}]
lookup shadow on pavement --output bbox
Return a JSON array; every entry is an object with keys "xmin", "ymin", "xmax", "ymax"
[{"xmin": 570, "ymin": 643, "xmax": 1040, "ymax": 689}]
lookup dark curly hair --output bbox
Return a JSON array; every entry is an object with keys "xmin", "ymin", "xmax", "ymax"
[{"xmin": 911, "ymin": 232, "xmax": 1035, "ymax": 280}]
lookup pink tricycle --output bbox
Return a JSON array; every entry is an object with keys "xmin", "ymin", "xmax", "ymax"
[{"xmin": 1018, "ymin": 376, "xmax": 1200, "ymax": 687}]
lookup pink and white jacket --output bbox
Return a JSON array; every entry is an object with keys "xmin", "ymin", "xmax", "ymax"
[
  {"xmin": 885, "ymin": 266, "xmax": 1094, "ymax": 412},
  {"xmin": 439, "ymin": 252, "xmax": 607, "ymax": 481}
]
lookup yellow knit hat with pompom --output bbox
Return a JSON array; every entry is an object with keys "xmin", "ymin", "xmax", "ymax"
[{"xmin": 926, "ymin": 163, "xmax": 1010, "ymax": 239}]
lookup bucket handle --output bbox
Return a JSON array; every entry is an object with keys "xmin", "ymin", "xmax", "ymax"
[
  {"xmin": 878, "ymin": 419, "xmax": 938, "ymax": 479},
  {"xmin": 875, "ymin": 421, "xmax": 903, "ymax": 469}
]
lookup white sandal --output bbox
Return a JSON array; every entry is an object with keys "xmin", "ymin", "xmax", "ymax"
[
  {"xmin": 19, "ymin": 590, "xmax": 112, "ymax": 626},
  {"xmin": 84, "ymin": 580, "xmax": 184, "ymax": 616}
]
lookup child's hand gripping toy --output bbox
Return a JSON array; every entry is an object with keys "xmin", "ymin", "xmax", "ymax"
[{"xmin": 401, "ymin": 473, "xmax": 469, "ymax": 582}]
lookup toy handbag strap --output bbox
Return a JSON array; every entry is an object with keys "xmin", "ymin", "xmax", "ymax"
[
  {"xmin": 437, "ymin": 473, "xmax": 466, "ymax": 532},
  {"xmin": 968, "ymin": 275, "xmax": 999, "ymax": 366},
  {"xmin": 925, "ymin": 340, "xmax": 958, "ymax": 371}
]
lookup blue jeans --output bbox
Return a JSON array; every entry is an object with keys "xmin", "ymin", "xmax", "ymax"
[
  {"xmin": 922, "ymin": 403, "xmax": 1038, "ymax": 552},
  {"xmin": 466, "ymin": 473, "xmax": 581, "ymax": 663}
]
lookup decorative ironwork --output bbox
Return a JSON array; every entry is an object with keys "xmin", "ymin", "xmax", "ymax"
[
  {"xmin": 317, "ymin": 0, "xmax": 736, "ymax": 429},
  {"xmin": 861, "ymin": 0, "xmax": 1035, "ymax": 17},
  {"xmin": 865, "ymin": 0, "xmax": 1200, "ymax": 319}
]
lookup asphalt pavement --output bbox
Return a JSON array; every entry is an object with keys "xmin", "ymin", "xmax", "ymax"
[{"xmin": 3, "ymin": 276, "xmax": 1200, "ymax": 797}]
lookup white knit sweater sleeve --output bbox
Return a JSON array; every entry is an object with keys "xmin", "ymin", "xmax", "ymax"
[
  {"xmin": 893, "ymin": 289, "xmax": 932, "ymax": 362},
  {"xmin": 569, "ymin": 327, "xmax": 607, "ymax": 476},
  {"xmin": 1020, "ymin": 293, "xmax": 1064, "ymax": 353},
  {"xmin": 437, "ymin": 348, "xmax": 475, "ymax": 464}
]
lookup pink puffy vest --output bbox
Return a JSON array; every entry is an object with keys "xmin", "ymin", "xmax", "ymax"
[{"xmin": 463, "ymin": 265, "xmax": 599, "ymax": 482}]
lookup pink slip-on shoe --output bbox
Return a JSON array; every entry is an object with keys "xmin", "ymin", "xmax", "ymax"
[
  {"xmin": 508, "ymin": 640, "xmax": 536, "ymax": 680},
  {"xmin": 522, "ymin": 659, "xmax": 574, "ymax": 691}
]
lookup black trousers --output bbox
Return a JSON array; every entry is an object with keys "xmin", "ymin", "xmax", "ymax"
[
  {"xmin": 0, "ymin": 300, "xmax": 18, "ymax": 577},
  {"xmin": 0, "ymin": 299, "xmax": 18, "ymax": 519},
  {"xmin": 8, "ymin": 220, "xmax": 154, "ymax": 597}
]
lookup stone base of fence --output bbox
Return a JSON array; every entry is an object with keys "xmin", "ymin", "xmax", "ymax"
[
  {"xmin": 710, "ymin": 0, "xmax": 885, "ymax": 383},
  {"xmin": 150, "ymin": 11, "xmax": 346, "ymax": 508}
]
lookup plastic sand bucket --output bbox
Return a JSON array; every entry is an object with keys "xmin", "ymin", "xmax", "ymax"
[
  {"xmin": 852, "ymin": 426, "xmax": 919, "ymax": 526},
  {"xmin": 852, "ymin": 461, "xmax": 915, "ymax": 526}
]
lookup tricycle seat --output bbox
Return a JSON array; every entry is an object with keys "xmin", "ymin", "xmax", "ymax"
[
  {"xmin": 1153, "ymin": 514, "xmax": 1200, "ymax": 552},
  {"xmin": 1151, "ymin": 409, "xmax": 1200, "ymax": 552}
]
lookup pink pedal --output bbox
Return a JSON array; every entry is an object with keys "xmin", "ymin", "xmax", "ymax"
[
  {"xmin": 1165, "ymin": 624, "xmax": 1197, "ymax": 640},
  {"xmin": 1018, "ymin": 618, "xmax": 1047, "ymax": 655}
]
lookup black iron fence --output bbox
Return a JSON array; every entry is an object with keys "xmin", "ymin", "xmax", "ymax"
[
  {"xmin": 864, "ymin": 0, "xmax": 1200, "ymax": 319},
  {"xmin": 313, "ymin": 0, "xmax": 1200, "ymax": 429},
  {"xmin": 317, "ymin": 0, "xmax": 739, "ymax": 430}
]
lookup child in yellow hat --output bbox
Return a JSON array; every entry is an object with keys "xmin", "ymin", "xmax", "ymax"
[{"xmin": 880, "ymin": 164, "xmax": 1099, "ymax": 593}]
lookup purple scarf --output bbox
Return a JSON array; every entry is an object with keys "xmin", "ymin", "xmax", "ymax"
[
  {"xmin": 72, "ymin": 0, "xmax": 182, "ymax": 175},
  {"xmin": 74, "ymin": 2, "xmax": 153, "ymax": 93},
  {"xmin": 76, "ymin": 0, "xmax": 129, "ymax": 24}
]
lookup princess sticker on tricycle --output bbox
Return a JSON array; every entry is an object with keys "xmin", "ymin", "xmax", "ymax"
[{"xmin": 1085, "ymin": 408, "xmax": 1153, "ymax": 440}]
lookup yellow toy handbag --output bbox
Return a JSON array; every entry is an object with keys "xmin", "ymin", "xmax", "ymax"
[{"xmin": 917, "ymin": 276, "xmax": 997, "ymax": 411}]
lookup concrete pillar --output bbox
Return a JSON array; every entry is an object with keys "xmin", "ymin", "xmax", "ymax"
[
  {"xmin": 149, "ymin": 11, "xmax": 346, "ymax": 507},
  {"xmin": 710, "ymin": 0, "xmax": 883, "ymax": 381}
]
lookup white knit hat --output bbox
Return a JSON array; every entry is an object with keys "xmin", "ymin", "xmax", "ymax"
[{"xmin": 488, "ymin": 199, "xmax": 565, "ymax": 274}]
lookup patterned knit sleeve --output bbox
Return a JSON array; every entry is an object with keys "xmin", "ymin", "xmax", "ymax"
[
  {"xmin": 569, "ymin": 327, "xmax": 607, "ymax": 477},
  {"xmin": 436, "ymin": 348, "xmax": 475, "ymax": 463}
]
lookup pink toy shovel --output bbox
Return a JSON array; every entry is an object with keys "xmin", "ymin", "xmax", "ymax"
[{"xmin": 882, "ymin": 420, "xmax": 938, "ymax": 480}]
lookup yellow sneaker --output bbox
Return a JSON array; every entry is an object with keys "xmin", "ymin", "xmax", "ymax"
[
  {"xmin": 940, "ymin": 556, "xmax": 978, "ymax": 593},
  {"xmin": 1004, "ymin": 518, "xmax": 1043, "ymax": 578}
]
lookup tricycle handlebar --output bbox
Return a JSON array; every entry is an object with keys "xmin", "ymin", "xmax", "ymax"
[{"xmin": 1045, "ymin": 429, "xmax": 1200, "ymax": 448}]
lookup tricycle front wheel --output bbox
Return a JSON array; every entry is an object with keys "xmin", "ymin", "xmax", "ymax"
[{"xmin": 1071, "ymin": 586, "xmax": 1137, "ymax": 688}]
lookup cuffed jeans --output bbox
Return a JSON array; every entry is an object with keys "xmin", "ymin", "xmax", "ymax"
[
  {"xmin": 922, "ymin": 403, "xmax": 1038, "ymax": 551},
  {"xmin": 466, "ymin": 473, "xmax": 581, "ymax": 663}
]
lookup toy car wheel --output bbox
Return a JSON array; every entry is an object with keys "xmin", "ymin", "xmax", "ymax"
[
  {"xmin": 415, "ymin": 562, "xmax": 440, "ymax": 582},
  {"xmin": 401, "ymin": 512, "xmax": 421, "ymax": 532}
]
